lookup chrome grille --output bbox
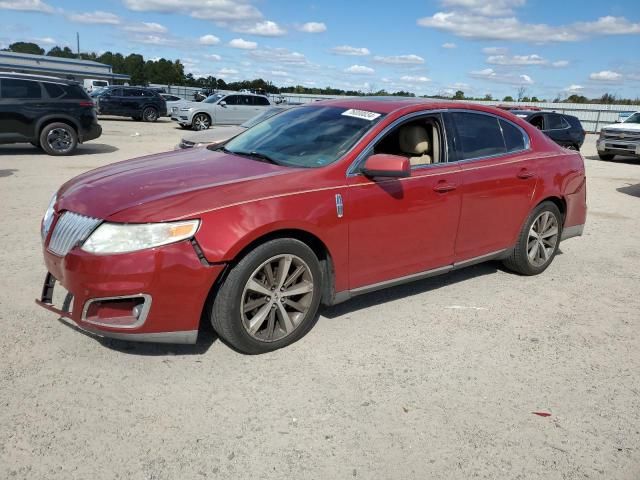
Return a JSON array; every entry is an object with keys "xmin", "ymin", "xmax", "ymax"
[
  {"xmin": 48, "ymin": 211, "xmax": 101, "ymax": 256},
  {"xmin": 602, "ymin": 130, "xmax": 640, "ymax": 141}
]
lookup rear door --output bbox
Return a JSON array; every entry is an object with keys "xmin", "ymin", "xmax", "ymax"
[
  {"xmin": 543, "ymin": 113, "xmax": 572, "ymax": 147},
  {"xmin": 98, "ymin": 87, "xmax": 123, "ymax": 115},
  {"xmin": 235, "ymin": 95, "xmax": 261, "ymax": 123},
  {"xmin": 447, "ymin": 111, "xmax": 536, "ymax": 261},
  {"xmin": 0, "ymin": 78, "xmax": 44, "ymax": 141}
]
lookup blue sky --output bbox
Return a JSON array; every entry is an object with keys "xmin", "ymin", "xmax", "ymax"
[{"xmin": 1, "ymin": 0, "xmax": 639, "ymax": 99}]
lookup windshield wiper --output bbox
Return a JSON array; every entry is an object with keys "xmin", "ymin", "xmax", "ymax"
[{"xmin": 229, "ymin": 150, "xmax": 280, "ymax": 165}]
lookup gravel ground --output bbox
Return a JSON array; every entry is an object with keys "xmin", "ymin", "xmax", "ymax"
[{"xmin": 0, "ymin": 119, "xmax": 638, "ymax": 480}]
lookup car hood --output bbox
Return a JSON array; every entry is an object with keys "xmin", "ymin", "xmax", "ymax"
[
  {"xmin": 182, "ymin": 125, "xmax": 246, "ymax": 144},
  {"xmin": 602, "ymin": 123, "xmax": 640, "ymax": 132},
  {"xmin": 56, "ymin": 148, "xmax": 306, "ymax": 222}
]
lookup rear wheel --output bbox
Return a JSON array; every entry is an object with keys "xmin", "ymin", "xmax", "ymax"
[
  {"xmin": 39, "ymin": 123, "xmax": 77, "ymax": 156},
  {"xmin": 192, "ymin": 113, "xmax": 211, "ymax": 130},
  {"xmin": 142, "ymin": 107, "xmax": 158, "ymax": 122},
  {"xmin": 598, "ymin": 153, "xmax": 615, "ymax": 161},
  {"xmin": 211, "ymin": 239, "xmax": 322, "ymax": 354},
  {"xmin": 503, "ymin": 201, "xmax": 562, "ymax": 276}
]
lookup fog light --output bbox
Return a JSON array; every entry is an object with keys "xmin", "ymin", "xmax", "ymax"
[
  {"xmin": 82, "ymin": 295, "xmax": 152, "ymax": 329},
  {"xmin": 132, "ymin": 304, "xmax": 143, "ymax": 319}
]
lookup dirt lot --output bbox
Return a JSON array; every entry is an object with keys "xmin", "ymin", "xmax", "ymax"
[{"xmin": 1, "ymin": 118, "xmax": 638, "ymax": 480}]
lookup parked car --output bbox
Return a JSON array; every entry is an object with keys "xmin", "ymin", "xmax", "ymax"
[
  {"xmin": 173, "ymin": 92, "xmax": 272, "ymax": 130},
  {"xmin": 160, "ymin": 93, "xmax": 188, "ymax": 117},
  {"xmin": 176, "ymin": 105, "xmax": 294, "ymax": 149},
  {"xmin": 37, "ymin": 99, "xmax": 586, "ymax": 353},
  {"xmin": 596, "ymin": 111, "xmax": 640, "ymax": 160},
  {"xmin": 93, "ymin": 86, "xmax": 167, "ymax": 122},
  {"xmin": 511, "ymin": 110, "xmax": 585, "ymax": 150},
  {"xmin": 0, "ymin": 72, "xmax": 101, "ymax": 155},
  {"xmin": 83, "ymin": 79, "xmax": 109, "ymax": 93}
]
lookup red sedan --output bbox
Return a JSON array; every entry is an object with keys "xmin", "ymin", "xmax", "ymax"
[{"xmin": 37, "ymin": 98, "xmax": 587, "ymax": 353}]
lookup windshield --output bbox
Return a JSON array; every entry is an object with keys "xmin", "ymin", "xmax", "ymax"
[
  {"xmin": 204, "ymin": 93, "xmax": 225, "ymax": 104},
  {"xmin": 90, "ymin": 87, "xmax": 107, "ymax": 97},
  {"xmin": 240, "ymin": 107, "xmax": 288, "ymax": 128},
  {"xmin": 623, "ymin": 113, "xmax": 640, "ymax": 124},
  {"xmin": 224, "ymin": 106, "xmax": 384, "ymax": 168}
]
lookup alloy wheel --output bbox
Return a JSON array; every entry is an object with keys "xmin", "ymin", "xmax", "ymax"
[
  {"xmin": 527, "ymin": 211, "xmax": 559, "ymax": 267},
  {"xmin": 241, "ymin": 254, "xmax": 314, "ymax": 342},
  {"xmin": 144, "ymin": 108, "xmax": 158, "ymax": 122},
  {"xmin": 46, "ymin": 128, "xmax": 73, "ymax": 153},
  {"xmin": 193, "ymin": 114, "xmax": 210, "ymax": 130}
]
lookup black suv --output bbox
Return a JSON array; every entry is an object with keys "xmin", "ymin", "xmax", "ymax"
[
  {"xmin": 512, "ymin": 110, "xmax": 586, "ymax": 150},
  {"xmin": 0, "ymin": 73, "xmax": 101, "ymax": 155},
  {"xmin": 94, "ymin": 86, "xmax": 167, "ymax": 122}
]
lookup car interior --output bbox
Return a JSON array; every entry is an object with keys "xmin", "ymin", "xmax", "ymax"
[
  {"xmin": 373, "ymin": 116, "xmax": 444, "ymax": 166},
  {"xmin": 529, "ymin": 115, "xmax": 544, "ymax": 130}
]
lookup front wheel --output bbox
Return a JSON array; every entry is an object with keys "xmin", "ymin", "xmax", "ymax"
[
  {"xmin": 598, "ymin": 153, "xmax": 615, "ymax": 161},
  {"xmin": 503, "ymin": 201, "xmax": 562, "ymax": 276},
  {"xmin": 192, "ymin": 113, "xmax": 211, "ymax": 130},
  {"xmin": 211, "ymin": 239, "xmax": 322, "ymax": 354}
]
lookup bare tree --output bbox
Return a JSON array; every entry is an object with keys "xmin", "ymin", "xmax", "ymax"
[{"xmin": 516, "ymin": 86, "xmax": 527, "ymax": 102}]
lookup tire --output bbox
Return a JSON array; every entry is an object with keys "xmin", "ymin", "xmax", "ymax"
[
  {"xmin": 132, "ymin": 115, "xmax": 142, "ymax": 121},
  {"xmin": 39, "ymin": 122, "xmax": 78, "ymax": 156},
  {"xmin": 30, "ymin": 141, "xmax": 42, "ymax": 149},
  {"xmin": 142, "ymin": 107, "xmax": 158, "ymax": 122},
  {"xmin": 211, "ymin": 239, "xmax": 323, "ymax": 354},
  {"xmin": 192, "ymin": 113, "xmax": 211, "ymax": 130},
  {"xmin": 598, "ymin": 153, "xmax": 615, "ymax": 161},
  {"xmin": 565, "ymin": 144, "xmax": 578, "ymax": 151},
  {"xmin": 502, "ymin": 201, "xmax": 562, "ymax": 276}
]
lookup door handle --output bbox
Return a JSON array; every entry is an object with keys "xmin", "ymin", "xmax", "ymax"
[
  {"xmin": 517, "ymin": 169, "xmax": 535, "ymax": 179},
  {"xmin": 433, "ymin": 182, "xmax": 457, "ymax": 193}
]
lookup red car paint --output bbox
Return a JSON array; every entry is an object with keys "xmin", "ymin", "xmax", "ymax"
[{"xmin": 37, "ymin": 98, "xmax": 587, "ymax": 343}]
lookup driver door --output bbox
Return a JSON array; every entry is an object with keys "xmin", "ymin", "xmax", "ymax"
[{"xmin": 346, "ymin": 114, "xmax": 463, "ymax": 290}]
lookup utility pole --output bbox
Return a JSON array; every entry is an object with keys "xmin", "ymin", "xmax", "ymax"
[{"xmin": 76, "ymin": 32, "xmax": 80, "ymax": 58}]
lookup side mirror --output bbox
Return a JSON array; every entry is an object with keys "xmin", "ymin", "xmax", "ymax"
[
  {"xmin": 361, "ymin": 154, "xmax": 410, "ymax": 178},
  {"xmin": 219, "ymin": 100, "xmax": 227, "ymax": 107},
  {"xmin": 615, "ymin": 118, "xmax": 624, "ymax": 123}
]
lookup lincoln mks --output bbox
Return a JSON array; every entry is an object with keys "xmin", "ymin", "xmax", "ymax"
[{"xmin": 37, "ymin": 98, "xmax": 587, "ymax": 353}]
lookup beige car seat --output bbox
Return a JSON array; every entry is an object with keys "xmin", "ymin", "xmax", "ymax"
[{"xmin": 399, "ymin": 124, "xmax": 432, "ymax": 165}]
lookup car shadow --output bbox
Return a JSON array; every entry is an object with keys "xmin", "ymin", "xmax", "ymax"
[
  {"xmin": 57, "ymin": 317, "xmax": 218, "ymax": 356},
  {"xmin": 584, "ymin": 154, "xmax": 639, "ymax": 165},
  {"xmin": 322, "ymin": 262, "xmax": 500, "ymax": 319},
  {"xmin": 0, "ymin": 143, "xmax": 118, "ymax": 156},
  {"xmin": 98, "ymin": 116, "xmax": 172, "ymax": 124},
  {"xmin": 617, "ymin": 183, "xmax": 640, "ymax": 198},
  {"xmin": 0, "ymin": 169, "xmax": 17, "ymax": 177}
]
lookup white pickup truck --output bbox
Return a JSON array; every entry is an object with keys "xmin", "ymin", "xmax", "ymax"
[{"xmin": 596, "ymin": 111, "xmax": 640, "ymax": 160}]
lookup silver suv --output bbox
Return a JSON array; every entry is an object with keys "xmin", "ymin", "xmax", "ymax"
[{"xmin": 172, "ymin": 92, "xmax": 271, "ymax": 130}]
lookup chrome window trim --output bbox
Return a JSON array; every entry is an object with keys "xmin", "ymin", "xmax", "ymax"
[
  {"xmin": 81, "ymin": 293, "xmax": 152, "ymax": 330},
  {"xmin": 346, "ymin": 108, "xmax": 531, "ymax": 177}
]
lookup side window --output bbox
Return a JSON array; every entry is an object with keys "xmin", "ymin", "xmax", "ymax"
[
  {"xmin": 223, "ymin": 95, "xmax": 238, "ymax": 105},
  {"xmin": 254, "ymin": 96, "xmax": 270, "ymax": 106},
  {"xmin": 124, "ymin": 89, "xmax": 143, "ymax": 97},
  {"xmin": 43, "ymin": 82, "xmax": 65, "ymax": 99},
  {"xmin": 450, "ymin": 112, "xmax": 506, "ymax": 160},
  {"xmin": 240, "ymin": 95, "xmax": 253, "ymax": 105},
  {"xmin": 499, "ymin": 119, "xmax": 527, "ymax": 153},
  {"xmin": 109, "ymin": 88, "xmax": 123, "ymax": 96},
  {"xmin": 1, "ymin": 79, "xmax": 42, "ymax": 99},
  {"xmin": 545, "ymin": 114, "xmax": 569, "ymax": 130},
  {"xmin": 373, "ymin": 115, "xmax": 445, "ymax": 166}
]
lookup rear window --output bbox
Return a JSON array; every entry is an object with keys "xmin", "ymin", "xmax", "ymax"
[
  {"xmin": 546, "ymin": 114, "xmax": 569, "ymax": 130},
  {"xmin": 43, "ymin": 83, "xmax": 88, "ymax": 100},
  {"xmin": 499, "ymin": 119, "xmax": 527, "ymax": 152},
  {"xmin": 451, "ymin": 112, "xmax": 506, "ymax": 160},
  {"xmin": 253, "ymin": 96, "xmax": 270, "ymax": 106},
  {"xmin": 1, "ymin": 78, "xmax": 42, "ymax": 99}
]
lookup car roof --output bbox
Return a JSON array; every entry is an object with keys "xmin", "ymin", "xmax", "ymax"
[
  {"xmin": 0, "ymin": 72, "xmax": 79, "ymax": 85},
  {"xmin": 306, "ymin": 96, "xmax": 515, "ymax": 116}
]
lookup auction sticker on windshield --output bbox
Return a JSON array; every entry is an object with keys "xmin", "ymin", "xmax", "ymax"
[{"xmin": 341, "ymin": 109, "xmax": 381, "ymax": 121}]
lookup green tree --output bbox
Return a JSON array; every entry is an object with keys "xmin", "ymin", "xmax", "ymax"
[
  {"xmin": 5, "ymin": 41, "xmax": 44, "ymax": 55},
  {"xmin": 47, "ymin": 46, "xmax": 76, "ymax": 58},
  {"xmin": 453, "ymin": 90, "xmax": 465, "ymax": 100},
  {"xmin": 502, "ymin": 95, "xmax": 514, "ymax": 102},
  {"xmin": 531, "ymin": 96, "xmax": 540, "ymax": 102}
]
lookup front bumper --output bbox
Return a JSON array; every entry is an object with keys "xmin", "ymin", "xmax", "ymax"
[
  {"xmin": 596, "ymin": 138, "xmax": 640, "ymax": 157},
  {"xmin": 36, "ymin": 240, "xmax": 224, "ymax": 344}
]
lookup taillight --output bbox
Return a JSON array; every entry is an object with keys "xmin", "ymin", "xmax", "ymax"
[{"xmin": 79, "ymin": 101, "xmax": 94, "ymax": 107}]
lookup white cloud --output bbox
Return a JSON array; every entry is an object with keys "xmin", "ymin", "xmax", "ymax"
[
  {"xmin": 487, "ymin": 54, "xmax": 546, "ymax": 65},
  {"xmin": 442, "ymin": 42, "xmax": 457, "ymax": 48},
  {"xmin": 441, "ymin": 0, "xmax": 525, "ymax": 16},
  {"xmin": 400, "ymin": 75, "xmax": 431, "ymax": 82},
  {"xmin": 298, "ymin": 22, "xmax": 327, "ymax": 33},
  {"xmin": 551, "ymin": 60, "xmax": 569, "ymax": 68},
  {"xmin": 218, "ymin": 68, "xmax": 238, "ymax": 75},
  {"xmin": 270, "ymin": 70, "xmax": 288, "ymax": 76},
  {"xmin": 33, "ymin": 36, "xmax": 56, "ymax": 45},
  {"xmin": 564, "ymin": 84, "xmax": 584, "ymax": 92},
  {"xmin": 482, "ymin": 46, "xmax": 508, "ymax": 54},
  {"xmin": 122, "ymin": 0, "xmax": 262, "ymax": 22},
  {"xmin": 345, "ymin": 65, "xmax": 375, "ymax": 75},
  {"xmin": 249, "ymin": 47, "xmax": 308, "ymax": 65},
  {"xmin": 204, "ymin": 53, "xmax": 222, "ymax": 61},
  {"xmin": 123, "ymin": 22, "xmax": 168, "ymax": 34},
  {"xmin": 331, "ymin": 45, "xmax": 370, "ymax": 56},
  {"xmin": 67, "ymin": 11, "xmax": 121, "ymax": 25},
  {"xmin": 233, "ymin": 20, "xmax": 286, "ymax": 36},
  {"xmin": 470, "ymin": 67, "xmax": 534, "ymax": 85},
  {"xmin": 0, "ymin": 0, "xmax": 53, "ymax": 13},
  {"xmin": 199, "ymin": 34, "xmax": 221, "ymax": 45},
  {"xmin": 228, "ymin": 38, "xmax": 257, "ymax": 49},
  {"xmin": 418, "ymin": 11, "xmax": 640, "ymax": 43},
  {"xmin": 128, "ymin": 34, "xmax": 176, "ymax": 46},
  {"xmin": 589, "ymin": 70, "xmax": 623, "ymax": 82},
  {"xmin": 373, "ymin": 54, "xmax": 424, "ymax": 64}
]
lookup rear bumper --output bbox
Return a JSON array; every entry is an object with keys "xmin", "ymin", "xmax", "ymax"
[
  {"xmin": 79, "ymin": 123, "xmax": 102, "ymax": 143},
  {"xmin": 36, "ymin": 240, "xmax": 224, "ymax": 344}
]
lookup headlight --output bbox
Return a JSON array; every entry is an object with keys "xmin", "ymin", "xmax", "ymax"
[
  {"xmin": 82, "ymin": 220, "xmax": 200, "ymax": 254},
  {"xmin": 599, "ymin": 129, "xmax": 606, "ymax": 139},
  {"xmin": 41, "ymin": 193, "xmax": 57, "ymax": 241}
]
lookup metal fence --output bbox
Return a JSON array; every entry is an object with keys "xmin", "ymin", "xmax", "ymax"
[{"xmin": 149, "ymin": 85, "xmax": 636, "ymax": 133}]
